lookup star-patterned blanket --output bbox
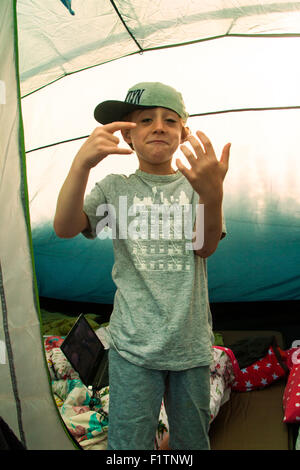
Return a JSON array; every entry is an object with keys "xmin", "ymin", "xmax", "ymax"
[{"xmin": 213, "ymin": 343, "xmax": 288, "ymax": 393}]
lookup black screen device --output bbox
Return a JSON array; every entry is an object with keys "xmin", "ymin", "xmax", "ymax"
[{"xmin": 60, "ymin": 313, "xmax": 108, "ymax": 391}]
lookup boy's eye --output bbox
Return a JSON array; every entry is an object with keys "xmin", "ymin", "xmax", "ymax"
[
  {"xmin": 140, "ymin": 118, "xmax": 177, "ymax": 123},
  {"xmin": 138, "ymin": 115, "xmax": 179, "ymax": 124}
]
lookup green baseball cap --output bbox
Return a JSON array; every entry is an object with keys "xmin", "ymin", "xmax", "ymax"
[{"xmin": 94, "ymin": 82, "xmax": 189, "ymax": 124}]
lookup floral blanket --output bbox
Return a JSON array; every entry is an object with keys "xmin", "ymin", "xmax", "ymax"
[
  {"xmin": 45, "ymin": 336, "xmax": 109, "ymax": 449},
  {"xmin": 44, "ymin": 336, "xmax": 234, "ymax": 450}
]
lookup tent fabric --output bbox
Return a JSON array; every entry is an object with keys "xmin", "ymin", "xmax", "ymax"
[
  {"xmin": 32, "ymin": 222, "xmax": 116, "ymax": 304},
  {"xmin": 24, "ymin": 71, "xmax": 300, "ymax": 303},
  {"xmin": 18, "ymin": 2, "xmax": 300, "ymax": 303},
  {"xmin": 17, "ymin": 0, "xmax": 300, "ymax": 97},
  {"xmin": 0, "ymin": 0, "xmax": 300, "ymax": 450},
  {"xmin": 0, "ymin": 1, "xmax": 75, "ymax": 450}
]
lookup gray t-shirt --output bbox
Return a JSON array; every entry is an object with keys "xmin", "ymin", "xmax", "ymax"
[{"xmin": 83, "ymin": 169, "xmax": 224, "ymax": 370}]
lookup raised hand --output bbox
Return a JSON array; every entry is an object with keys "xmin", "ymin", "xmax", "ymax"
[
  {"xmin": 75, "ymin": 121, "xmax": 137, "ymax": 170},
  {"xmin": 176, "ymin": 131, "xmax": 231, "ymax": 202}
]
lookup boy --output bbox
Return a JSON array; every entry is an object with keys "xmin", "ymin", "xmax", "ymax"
[{"xmin": 54, "ymin": 82, "xmax": 230, "ymax": 450}]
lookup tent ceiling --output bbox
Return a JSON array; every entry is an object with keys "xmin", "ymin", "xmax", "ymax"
[{"xmin": 18, "ymin": 0, "xmax": 300, "ymax": 97}]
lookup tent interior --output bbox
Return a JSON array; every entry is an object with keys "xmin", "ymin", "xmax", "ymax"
[{"xmin": 1, "ymin": 0, "xmax": 300, "ymax": 450}]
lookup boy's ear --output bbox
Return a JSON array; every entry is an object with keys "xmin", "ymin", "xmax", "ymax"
[
  {"xmin": 121, "ymin": 128, "xmax": 134, "ymax": 151},
  {"xmin": 181, "ymin": 126, "xmax": 191, "ymax": 143},
  {"xmin": 121, "ymin": 128, "xmax": 132, "ymax": 145}
]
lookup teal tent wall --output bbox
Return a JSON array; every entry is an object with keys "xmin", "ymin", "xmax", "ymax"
[{"xmin": 0, "ymin": 0, "xmax": 299, "ymax": 449}]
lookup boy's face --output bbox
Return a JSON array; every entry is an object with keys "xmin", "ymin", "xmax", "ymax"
[{"xmin": 121, "ymin": 107, "xmax": 188, "ymax": 174}]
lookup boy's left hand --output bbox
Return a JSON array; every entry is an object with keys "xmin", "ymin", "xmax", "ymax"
[{"xmin": 176, "ymin": 131, "xmax": 231, "ymax": 201}]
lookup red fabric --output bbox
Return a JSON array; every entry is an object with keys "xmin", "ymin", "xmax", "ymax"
[
  {"xmin": 213, "ymin": 345, "xmax": 287, "ymax": 393},
  {"xmin": 283, "ymin": 348, "xmax": 300, "ymax": 423},
  {"xmin": 231, "ymin": 346, "xmax": 287, "ymax": 392},
  {"xmin": 44, "ymin": 335, "xmax": 64, "ymax": 351}
]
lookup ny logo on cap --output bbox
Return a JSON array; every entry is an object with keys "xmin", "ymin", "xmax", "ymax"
[{"xmin": 125, "ymin": 88, "xmax": 145, "ymax": 105}]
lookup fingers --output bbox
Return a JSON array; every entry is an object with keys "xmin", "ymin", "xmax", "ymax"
[
  {"xmin": 183, "ymin": 130, "xmax": 230, "ymax": 167},
  {"xmin": 220, "ymin": 142, "xmax": 231, "ymax": 167},
  {"xmin": 112, "ymin": 146, "xmax": 134, "ymax": 155},
  {"xmin": 176, "ymin": 157, "xmax": 190, "ymax": 178},
  {"xmin": 180, "ymin": 143, "xmax": 197, "ymax": 169},
  {"xmin": 181, "ymin": 132, "xmax": 214, "ymax": 161},
  {"xmin": 187, "ymin": 134, "xmax": 205, "ymax": 156},
  {"xmin": 195, "ymin": 131, "xmax": 215, "ymax": 158},
  {"xmin": 104, "ymin": 121, "xmax": 137, "ymax": 134},
  {"xmin": 196, "ymin": 132, "xmax": 231, "ymax": 168},
  {"xmin": 91, "ymin": 123, "xmax": 135, "ymax": 148},
  {"xmin": 180, "ymin": 132, "xmax": 209, "ymax": 169},
  {"xmin": 85, "ymin": 124, "xmax": 134, "ymax": 162}
]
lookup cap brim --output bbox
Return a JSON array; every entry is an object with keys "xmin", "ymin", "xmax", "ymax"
[{"xmin": 94, "ymin": 100, "xmax": 153, "ymax": 124}]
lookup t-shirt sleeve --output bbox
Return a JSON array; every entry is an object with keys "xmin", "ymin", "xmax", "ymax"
[
  {"xmin": 82, "ymin": 182, "xmax": 107, "ymax": 239},
  {"xmin": 221, "ymin": 213, "xmax": 227, "ymax": 239}
]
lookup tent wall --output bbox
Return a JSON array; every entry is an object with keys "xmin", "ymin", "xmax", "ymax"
[
  {"xmin": 23, "ymin": 38, "xmax": 300, "ymax": 305},
  {"xmin": 0, "ymin": 1, "xmax": 74, "ymax": 450},
  {"xmin": 18, "ymin": 1, "xmax": 300, "ymax": 307},
  {"xmin": 0, "ymin": 0, "xmax": 299, "ymax": 450}
]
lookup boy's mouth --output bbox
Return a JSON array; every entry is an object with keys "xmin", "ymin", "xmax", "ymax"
[{"xmin": 148, "ymin": 140, "xmax": 168, "ymax": 145}]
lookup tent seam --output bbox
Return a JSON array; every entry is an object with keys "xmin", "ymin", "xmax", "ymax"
[
  {"xmin": 21, "ymin": 34, "xmax": 300, "ymax": 99},
  {"xmin": 25, "ymin": 105, "xmax": 300, "ymax": 154},
  {"xmin": 109, "ymin": 0, "xmax": 143, "ymax": 51},
  {"xmin": 0, "ymin": 260, "xmax": 27, "ymax": 448},
  {"xmin": 190, "ymin": 105, "xmax": 300, "ymax": 117},
  {"xmin": 14, "ymin": 0, "xmax": 41, "ymax": 322}
]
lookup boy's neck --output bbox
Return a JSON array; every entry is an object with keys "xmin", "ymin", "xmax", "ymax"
[{"xmin": 138, "ymin": 161, "xmax": 176, "ymax": 175}]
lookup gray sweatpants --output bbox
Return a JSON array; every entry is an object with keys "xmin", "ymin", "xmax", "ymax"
[{"xmin": 107, "ymin": 348, "xmax": 211, "ymax": 450}]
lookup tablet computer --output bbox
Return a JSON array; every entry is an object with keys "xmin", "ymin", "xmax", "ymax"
[{"xmin": 60, "ymin": 313, "xmax": 108, "ymax": 390}]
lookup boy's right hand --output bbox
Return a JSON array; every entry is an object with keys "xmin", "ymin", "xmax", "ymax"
[{"xmin": 75, "ymin": 122, "xmax": 136, "ymax": 170}]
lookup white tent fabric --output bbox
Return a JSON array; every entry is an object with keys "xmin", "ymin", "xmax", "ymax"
[
  {"xmin": 0, "ymin": 1, "xmax": 78, "ymax": 450},
  {"xmin": 1, "ymin": 0, "xmax": 300, "ymax": 449},
  {"xmin": 17, "ymin": 0, "xmax": 300, "ymax": 97}
]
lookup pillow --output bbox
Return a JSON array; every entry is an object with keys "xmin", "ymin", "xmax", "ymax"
[
  {"xmin": 44, "ymin": 337, "xmax": 79, "ymax": 381},
  {"xmin": 44, "ymin": 335, "xmax": 64, "ymax": 352},
  {"xmin": 231, "ymin": 346, "xmax": 288, "ymax": 392},
  {"xmin": 283, "ymin": 348, "xmax": 300, "ymax": 423},
  {"xmin": 50, "ymin": 347, "xmax": 80, "ymax": 380},
  {"xmin": 210, "ymin": 347, "xmax": 234, "ymax": 421}
]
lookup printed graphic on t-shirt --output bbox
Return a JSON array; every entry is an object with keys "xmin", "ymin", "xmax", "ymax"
[{"xmin": 129, "ymin": 187, "xmax": 194, "ymax": 272}]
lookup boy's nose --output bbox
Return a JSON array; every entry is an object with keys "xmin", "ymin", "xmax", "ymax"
[{"xmin": 153, "ymin": 118, "xmax": 165, "ymax": 132}]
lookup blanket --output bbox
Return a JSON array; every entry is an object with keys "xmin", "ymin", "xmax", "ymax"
[
  {"xmin": 44, "ymin": 335, "xmax": 234, "ymax": 450},
  {"xmin": 40, "ymin": 309, "xmax": 101, "ymax": 336}
]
